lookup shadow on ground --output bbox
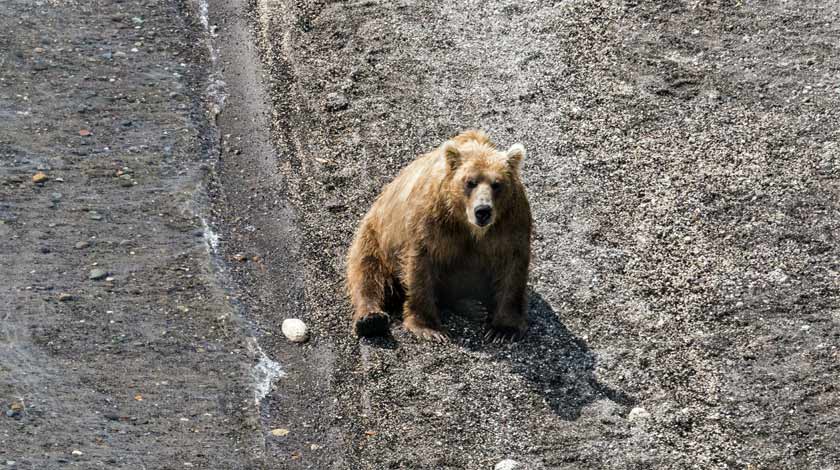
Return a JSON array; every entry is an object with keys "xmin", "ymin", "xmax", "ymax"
[
  {"xmin": 508, "ymin": 291, "xmax": 635, "ymax": 420},
  {"xmin": 364, "ymin": 288, "xmax": 635, "ymax": 420}
]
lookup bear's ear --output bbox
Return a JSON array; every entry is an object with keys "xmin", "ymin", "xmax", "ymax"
[
  {"xmin": 442, "ymin": 140, "xmax": 461, "ymax": 172},
  {"xmin": 505, "ymin": 143, "xmax": 526, "ymax": 168}
]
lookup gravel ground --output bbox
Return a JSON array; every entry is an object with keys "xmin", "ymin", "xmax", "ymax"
[
  {"xmin": 210, "ymin": 0, "xmax": 839, "ymax": 468},
  {"xmin": 1, "ymin": 0, "xmax": 838, "ymax": 469}
]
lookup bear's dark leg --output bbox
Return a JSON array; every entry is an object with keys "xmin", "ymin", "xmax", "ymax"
[
  {"xmin": 486, "ymin": 255, "xmax": 529, "ymax": 343},
  {"xmin": 347, "ymin": 228, "xmax": 391, "ymax": 337},
  {"xmin": 401, "ymin": 247, "xmax": 447, "ymax": 342}
]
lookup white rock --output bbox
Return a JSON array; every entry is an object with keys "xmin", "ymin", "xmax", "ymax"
[
  {"xmin": 282, "ymin": 318, "xmax": 309, "ymax": 343},
  {"xmin": 495, "ymin": 459, "xmax": 523, "ymax": 470},
  {"xmin": 628, "ymin": 406, "xmax": 651, "ymax": 422}
]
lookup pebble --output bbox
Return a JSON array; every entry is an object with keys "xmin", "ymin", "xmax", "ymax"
[
  {"xmin": 282, "ymin": 318, "xmax": 309, "ymax": 343},
  {"xmin": 324, "ymin": 92, "xmax": 349, "ymax": 111},
  {"xmin": 326, "ymin": 200, "xmax": 347, "ymax": 213},
  {"xmin": 75, "ymin": 241, "xmax": 90, "ymax": 249},
  {"xmin": 58, "ymin": 293, "xmax": 74, "ymax": 302},
  {"xmin": 71, "ymin": 450, "xmax": 83, "ymax": 456},
  {"xmin": 628, "ymin": 406, "xmax": 651, "ymax": 422},
  {"xmin": 495, "ymin": 459, "xmax": 523, "ymax": 470},
  {"xmin": 5, "ymin": 461, "xmax": 16, "ymax": 466},
  {"xmin": 32, "ymin": 172, "xmax": 48, "ymax": 183},
  {"xmin": 89, "ymin": 212, "xmax": 103, "ymax": 220},
  {"xmin": 6, "ymin": 402, "xmax": 23, "ymax": 418},
  {"xmin": 89, "ymin": 269, "xmax": 108, "ymax": 280}
]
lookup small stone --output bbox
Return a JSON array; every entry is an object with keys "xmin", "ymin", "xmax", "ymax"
[
  {"xmin": 628, "ymin": 406, "xmax": 650, "ymax": 422},
  {"xmin": 32, "ymin": 172, "xmax": 48, "ymax": 183},
  {"xmin": 326, "ymin": 200, "xmax": 347, "ymax": 213},
  {"xmin": 39, "ymin": 246, "xmax": 51, "ymax": 254},
  {"xmin": 270, "ymin": 428, "xmax": 290, "ymax": 437},
  {"xmin": 71, "ymin": 450, "xmax": 83, "ymax": 456},
  {"xmin": 89, "ymin": 269, "xmax": 108, "ymax": 280},
  {"xmin": 310, "ymin": 444, "xmax": 321, "ymax": 451},
  {"xmin": 282, "ymin": 318, "xmax": 309, "ymax": 343},
  {"xmin": 5, "ymin": 460, "xmax": 16, "ymax": 466},
  {"xmin": 75, "ymin": 241, "xmax": 90, "ymax": 249},
  {"xmin": 495, "ymin": 459, "xmax": 523, "ymax": 470},
  {"xmin": 50, "ymin": 192, "xmax": 63, "ymax": 201},
  {"xmin": 769, "ymin": 269, "xmax": 789, "ymax": 284},
  {"xmin": 89, "ymin": 212, "xmax": 103, "ymax": 220},
  {"xmin": 58, "ymin": 293, "xmax": 74, "ymax": 302},
  {"xmin": 324, "ymin": 92, "xmax": 349, "ymax": 111},
  {"xmin": 233, "ymin": 253, "xmax": 248, "ymax": 262},
  {"xmin": 34, "ymin": 47, "xmax": 45, "ymax": 53},
  {"xmin": 7, "ymin": 401, "xmax": 24, "ymax": 418}
]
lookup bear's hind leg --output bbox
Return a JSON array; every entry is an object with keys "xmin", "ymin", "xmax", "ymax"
[{"xmin": 347, "ymin": 229, "xmax": 391, "ymax": 337}]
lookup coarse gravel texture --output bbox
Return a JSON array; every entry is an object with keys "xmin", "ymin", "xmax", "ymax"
[
  {"xmin": 206, "ymin": 0, "xmax": 840, "ymax": 468},
  {"xmin": 1, "ymin": 0, "xmax": 838, "ymax": 469}
]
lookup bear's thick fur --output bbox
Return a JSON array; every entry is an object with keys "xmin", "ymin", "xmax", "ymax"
[{"xmin": 346, "ymin": 130, "xmax": 532, "ymax": 342}]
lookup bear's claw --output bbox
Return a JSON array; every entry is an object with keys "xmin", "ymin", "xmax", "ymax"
[
  {"xmin": 354, "ymin": 311, "xmax": 390, "ymax": 337},
  {"xmin": 404, "ymin": 323, "xmax": 448, "ymax": 342},
  {"xmin": 484, "ymin": 326, "xmax": 524, "ymax": 344},
  {"xmin": 418, "ymin": 329, "xmax": 449, "ymax": 343}
]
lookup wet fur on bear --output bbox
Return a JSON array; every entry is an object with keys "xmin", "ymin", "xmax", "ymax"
[{"xmin": 346, "ymin": 130, "xmax": 532, "ymax": 342}]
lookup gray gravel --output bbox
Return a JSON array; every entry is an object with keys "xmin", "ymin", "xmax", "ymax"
[{"xmin": 210, "ymin": 0, "xmax": 840, "ymax": 468}]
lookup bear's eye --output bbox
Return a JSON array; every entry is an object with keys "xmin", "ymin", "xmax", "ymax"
[
  {"xmin": 466, "ymin": 179, "xmax": 478, "ymax": 189},
  {"xmin": 491, "ymin": 181, "xmax": 502, "ymax": 191}
]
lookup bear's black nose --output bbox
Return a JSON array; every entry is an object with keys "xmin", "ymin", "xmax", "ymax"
[{"xmin": 475, "ymin": 205, "xmax": 492, "ymax": 226}]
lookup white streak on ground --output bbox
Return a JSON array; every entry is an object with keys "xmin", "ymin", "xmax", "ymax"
[{"xmin": 195, "ymin": 0, "xmax": 282, "ymax": 408}]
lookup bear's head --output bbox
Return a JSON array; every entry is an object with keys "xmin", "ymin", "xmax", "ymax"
[{"xmin": 441, "ymin": 136, "xmax": 526, "ymax": 234}]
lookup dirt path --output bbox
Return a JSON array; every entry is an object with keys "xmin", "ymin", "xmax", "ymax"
[
  {"xmin": 0, "ymin": 1, "xmax": 267, "ymax": 468},
  {"xmin": 2, "ymin": 0, "xmax": 839, "ymax": 469}
]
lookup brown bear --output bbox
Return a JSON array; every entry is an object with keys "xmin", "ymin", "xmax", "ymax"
[{"xmin": 346, "ymin": 130, "xmax": 532, "ymax": 342}]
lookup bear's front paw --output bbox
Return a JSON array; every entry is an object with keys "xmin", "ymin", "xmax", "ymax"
[
  {"xmin": 354, "ymin": 311, "xmax": 390, "ymax": 337},
  {"xmin": 484, "ymin": 325, "xmax": 525, "ymax": 344}
]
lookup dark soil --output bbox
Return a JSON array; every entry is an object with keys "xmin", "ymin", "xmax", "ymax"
[{"xmin": 0, "ymin": 1, "xmax": 262, "ymax": 468}]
